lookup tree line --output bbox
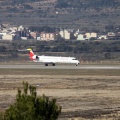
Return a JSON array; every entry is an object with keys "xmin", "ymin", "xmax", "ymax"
[
  {"xmin": 33, "ymin": 40, "xmax": 120, "ymax": 53},
  {"xmin": 0, "ymin": 40, "xmax": 120, "ymax": 54},
  {"xmin": 0, "ymin": 40, "xmax": 120, "ymax": 61}
]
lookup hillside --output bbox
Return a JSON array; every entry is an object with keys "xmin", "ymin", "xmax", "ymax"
[{"xmin": 0, "ymin": 0, "xmax": 120, "ymax": 31}]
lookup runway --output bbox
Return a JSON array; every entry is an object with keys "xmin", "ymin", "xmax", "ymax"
[{"xmin": 0, "ymin": 64, "xmax": 120, "ymax": 69}]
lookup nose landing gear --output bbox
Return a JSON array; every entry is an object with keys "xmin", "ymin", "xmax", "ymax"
[{"xmin": 76, "ymin": 63, "xmax": 79, "ymax": 66}]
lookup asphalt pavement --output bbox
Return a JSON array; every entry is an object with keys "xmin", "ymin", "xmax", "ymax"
[{"xmin": 0, "ymin": 64, "xmax": 120, "ymax": 69}]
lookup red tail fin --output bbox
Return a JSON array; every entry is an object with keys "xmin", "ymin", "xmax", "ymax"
[
  {"xmin": 29, "ymin": 50, "xmax": 34, "ymax": 57},
  {"xmin": 27, "ymin": 48, "xmax": 36, "ymax": 60}
]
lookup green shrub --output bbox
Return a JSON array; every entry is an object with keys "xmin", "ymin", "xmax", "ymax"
[{"xmin": 3, "ymin": 82, "xmax": 61, "ymax": 120}]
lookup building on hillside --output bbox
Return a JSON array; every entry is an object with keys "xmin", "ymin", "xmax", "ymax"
[
  {"xmin": 19, "ymin": 31, "xmax": 28, "ymax": 37},
  {"xmin": 15, "ymin": 30, "xmax": 30, "ymax": 40},
  {"xmin": 98, "ymin": 35, "xmax": 108, "ymax": 40},
  {"xmin": 14, "ymin": 31, "xmax": 21, "ymax": 40},
  {"xmin": 21, "ymin": 37, "xmax": 28, "ymax": 40},
  {"xmin": 2, "ymin": 34, "xmax": 14, "ymax": 41},
  {"xmin": 18, "ymin": 25, "xmax": 25, "ymax": 31},
  {"xmin": 0, "ymin": 32, "xmax": 7, "ymax": 36},
  {"xmin": 30, "ymin": 32, "xmax": 40, "ymax": 40},
  {"xmin": 9, "ymin": 27, "xmax": 18, "ymax": 32},
  {"xmin": 74, "ymin": 29, "xmax": 80, "ymax": 37},
  {"xmin": 2, "ymin": 23, "xmax": 10, "ymax": 28},
  {"xmin": 59, "ymin": 29, "xmax": 70, "ymax": 40},
  {"xmin": 107, "ymin": 32, "xmax": 115, "ymax": 36},
  {"xmin": 85, "ymin": 32, "xmax": 97, "ymax": 40},
  {"xmin": 30, "ymin": 32, "xmax": 37, "ymax": 39},
  {"xmin": 77, "ymin": 34, "xmax": 86, "ymax": 40},
  {"xmin": 107, "ymin": 32, "xmax": 119, "ymax": 40},
  {"xmin": 40, "ymin": 32, "xmax": 55, "ymax": 41}
]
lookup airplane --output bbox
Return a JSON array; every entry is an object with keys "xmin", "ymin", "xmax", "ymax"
[{"xmin": 27, "ymin": 48, "xmax": 80, "ymax": 66}]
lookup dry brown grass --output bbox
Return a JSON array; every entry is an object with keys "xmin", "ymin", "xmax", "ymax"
[
  {"xmin": 0, "ymin": 68, "xmax": 120, "ymax": 119},
  {"xmin": 0, "ymin": 68, "xmax": 120, "ymax": 76}
]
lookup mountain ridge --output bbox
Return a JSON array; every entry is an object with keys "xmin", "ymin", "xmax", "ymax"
[{"xmin": 0, "ymin": 0, "xmax": 120, "ymax": 31}]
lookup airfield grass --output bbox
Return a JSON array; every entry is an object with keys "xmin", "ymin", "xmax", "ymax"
[
  {"xmin": 0, "ymin": 68, "xmax": 120, "ymax": 119},
  {"xmin": 0, "ymin": 69, "xmax": 119, "ymax": 76}
]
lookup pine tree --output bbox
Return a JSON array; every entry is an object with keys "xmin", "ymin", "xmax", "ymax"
[{"xmin": 3, "ymin": 82, "xmax": 61, "ymax": 120}]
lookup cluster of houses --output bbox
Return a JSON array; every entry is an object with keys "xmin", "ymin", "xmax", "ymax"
[{"xmin": 0, "ymin": 24, "xmax": 120, "ymax": 41}]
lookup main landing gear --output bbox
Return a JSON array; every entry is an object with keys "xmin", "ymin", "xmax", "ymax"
[
  {"xmin": 52, "ymin": 63, "xmax": 55, "ymax": 66},
  {"xmin": 45, "ymin": 63, "xmax": 48, "ymax": 66},
  {"xmin": 45, "ymin": 63, "xmax": 56, "ymax": 66}
]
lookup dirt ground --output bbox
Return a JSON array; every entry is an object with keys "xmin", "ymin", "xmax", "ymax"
[{"xmin": 0, "ymin": 68, "xmax": 120, "ymax": 119}]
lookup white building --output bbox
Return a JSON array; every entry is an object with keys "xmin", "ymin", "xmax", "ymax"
[
  {"xmin": 98, "ymin": 35, "xmax": 108, "ymax": 40},
  {"xmin": 18, "ymin": 25, "xmax": 25, "ymax": 31},
  {"xmin": 77, "ymin": 34, "xmax": 86, "ymax": 40},
  {"xmin": 0, "ymin": 32, "xmax": 7, "ymax": 36},
  {"xmin": 107, "ymin": 32, "xmax": 115, "ymax": 36},
  {"xmin": 85, "ymin": 32, "xmax": 97, "ymax": 39},
  {"xmin": 2, "ymin": 34, "xmax": 14, "ymax": 40},
  {"xmin": 40, "ymin": 32, "xmax": 55, "ymax": 41},
  {"xmin": 59, "ymin": 30, "xmax": 70, "ymax": 40},
  {"xmin": 21, "ymin": 37, "xmax": 28, "ymax": 40}
]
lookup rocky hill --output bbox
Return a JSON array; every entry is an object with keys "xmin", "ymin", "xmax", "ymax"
[{"xmin": 0, "ymin": 0, "xmax": 120, "ymax": 31}]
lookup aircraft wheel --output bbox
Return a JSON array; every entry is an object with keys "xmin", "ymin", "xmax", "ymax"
[
  {"xmin": 45, "ymin": 63, "xmax": 48, "ymax": 66},
  {"xmin": 52, "ymin": 63, "xmax": 55, "ymax": 66},
  {"xmin": 76, "ymin": 63, "xmax": 79, "ymax": 66}
]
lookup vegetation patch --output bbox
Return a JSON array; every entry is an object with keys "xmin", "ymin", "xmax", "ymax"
[{"xmin": 0, "ymin": 68, "xmax": 120, "ymax": 76}]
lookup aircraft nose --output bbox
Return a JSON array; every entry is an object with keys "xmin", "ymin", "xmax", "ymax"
[{"xmin": 76, "ymin": 60, "xmax": 80, "ymax": 64}]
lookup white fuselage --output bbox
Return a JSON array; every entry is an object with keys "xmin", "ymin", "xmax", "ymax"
[{"xmin": 34, "ymin": 55, "xmax": 79, "ymax": 65}]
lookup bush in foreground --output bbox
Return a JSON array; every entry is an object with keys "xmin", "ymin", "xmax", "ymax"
[{"xmin": 2, "ymin": 82, "xmax": 61, "ymax": 120}]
